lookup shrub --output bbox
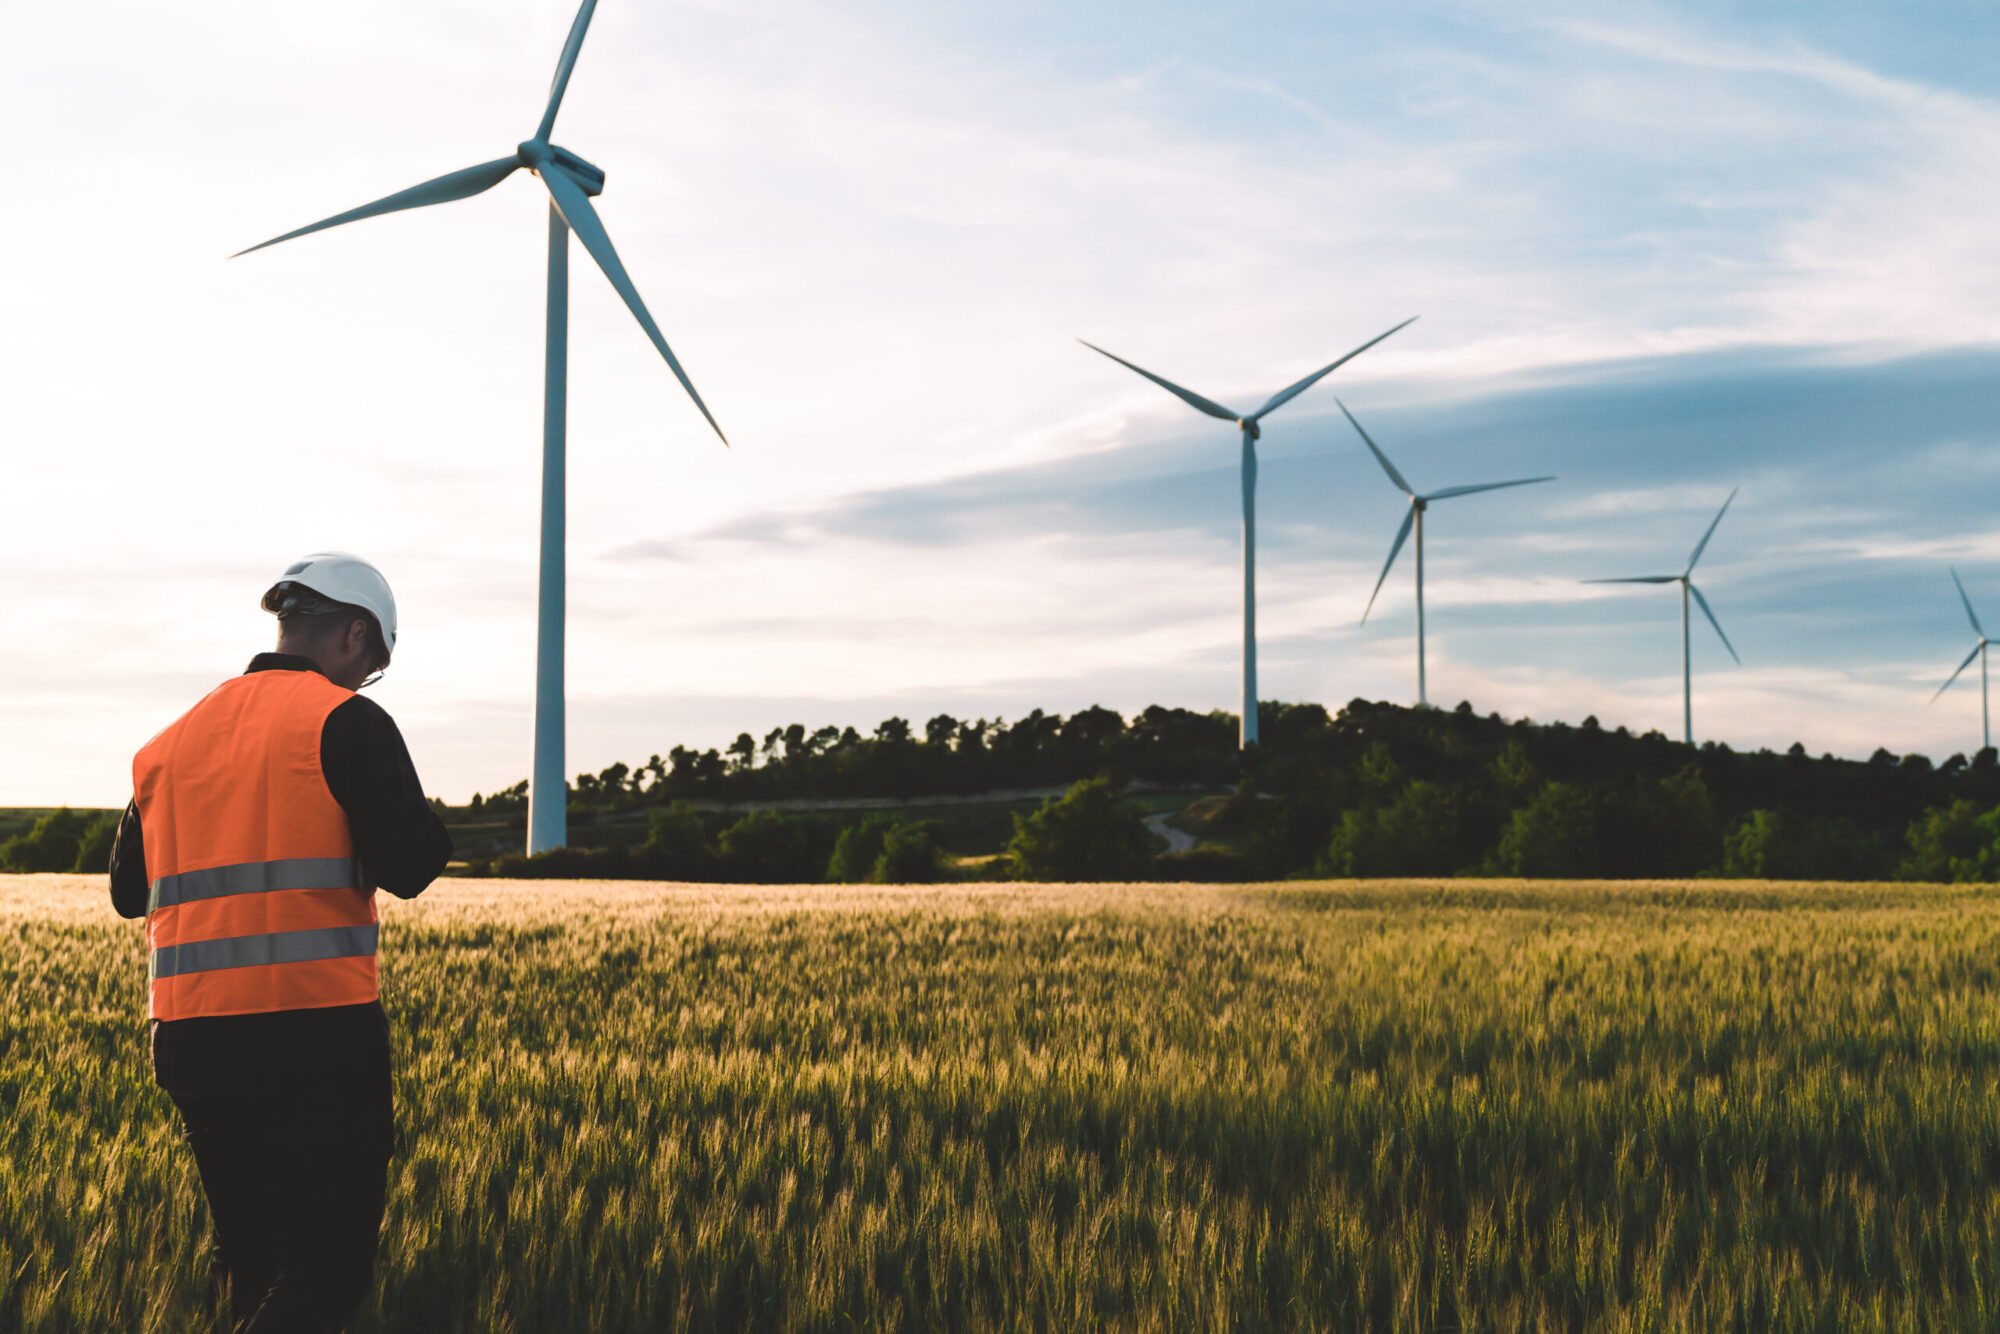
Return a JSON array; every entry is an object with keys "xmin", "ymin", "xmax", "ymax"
[
  {"xmin": 0, "ymin": 809, "xmax": 105, "ymax": 874},
  {"xmin": 716, "ymin": 811, "xmax": 834, "ymax": 884},
  {"xmin": 1901, "ymin": 800, "xmax": 2000, "ymax": 883},
  {"xmin": 1005, "ymin": 778, "xmax": 1153, "ymax": 881},
  {"xmin": 71, "ymin": 812, "xmax": 119, "ymax": 874},
  {"xmin": 874, "ymin": 822, "xmax": 943, "ymax": 884},
  {"xmin": 1723, "ymin": 810, "xmax": 1896, "ymax": 880},
  {"xmin": 827, "ymin": 816, "xmax": 895, "ymax": 883},
  {"xmin": 1319, "ymin": 781, "xmax": 1475, "ymax": 877},
  {"xmin": 644, "ymin": 802, "xmax": 717, "ymax": 880}
]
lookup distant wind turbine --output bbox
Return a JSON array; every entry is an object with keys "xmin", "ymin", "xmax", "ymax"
[
  {"xmin": 1342, "ymin": 401, "xmax": 1554, "ymax": 707},
  {"xmin": 1932, "ymin": 568, "xmax": 1991, "ymax": 752},
  {"xmin": 1079, "ymin": 318, "xmax": 1417, "ymax": 747},
  {"xmin": 236, "ymin": 0, "xmax": 726, "ymax": 855},
  {"xmin": 1586, "ymin": 490, "xmax": 1741, "ymax": 746}
]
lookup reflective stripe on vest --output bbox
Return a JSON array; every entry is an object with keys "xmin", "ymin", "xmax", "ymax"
[
  {"xmin": 150, "ymin": 923, "xmax": 379, "ymax": 980},
  {"xmin": 133, "ymin": 669, "xmax": 380, "ymax": 1021},
  {"xmin": 148, "ymin": 855, "xmax": 366, "ymax": 912}
]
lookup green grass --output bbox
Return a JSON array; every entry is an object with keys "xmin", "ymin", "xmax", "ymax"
[
  {"xmin": 8, "ymin": 874, "xmax": 2000, "ymax": 1331},
  {"xmin": 444, "ymin": 790, "xmax": 1228, "ymax": 864}
]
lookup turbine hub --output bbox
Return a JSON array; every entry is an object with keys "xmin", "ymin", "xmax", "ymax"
[
  {"xmin": 516, "ymin": 139, "xmax": 608, "ymax": 197},
  {"xmin": 546, "ymin": 144, "xmax": 607, "ymax": 196},
  {"xmin": 1239, "ymin": 419, "xmax": 1260, "ymax": 440}
]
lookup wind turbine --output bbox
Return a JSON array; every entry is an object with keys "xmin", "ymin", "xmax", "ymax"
[
  {"xmin": 1932, "ymin": 568, "xmax": 1991, "ymax": 752},
  {"xmin": 1079, "ymin": 318, "xmax": 1417, "ymax": 747},
  {"xmin": 1341, "ymin": 401, "xmax": 1553, "ymax": 706},
  {"xmin": 1585, "ymin": 490, "xmax": 1740, "ymax": 746},
  {"xmin": 236, "ymin": 0, "xmax": 726, "ymax": 854}
]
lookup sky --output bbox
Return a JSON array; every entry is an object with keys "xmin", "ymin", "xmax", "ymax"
[{"xmin": 7, "ymin": 0, "xmax": 2000, "ymax": 806}]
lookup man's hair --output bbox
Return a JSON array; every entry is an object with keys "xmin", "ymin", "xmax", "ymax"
[{"xmin": 271, "ymin": 585, "xmax": 389, "ymax": 666}]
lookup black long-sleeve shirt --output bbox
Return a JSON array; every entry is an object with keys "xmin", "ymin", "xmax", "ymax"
[{"xmin": 110, "ymin": 653, "xmax": 454, "ymax": 1092}]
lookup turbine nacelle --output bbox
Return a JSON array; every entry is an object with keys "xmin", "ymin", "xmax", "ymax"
[{"xmin": 518, "ymin": 139, "xmax": 606, "ymax": 195}]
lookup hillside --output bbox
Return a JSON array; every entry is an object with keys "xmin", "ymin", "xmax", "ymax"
[{"xmin": 444, "ymin": 699, "xmax": 2000, "ymax": 882}]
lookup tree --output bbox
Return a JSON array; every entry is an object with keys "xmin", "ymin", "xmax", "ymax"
[
  {"xmin": 1722, "ymin": 809, "xmax": 1785, "ymax": 878},
  {"xmin": 875, "ymin": 717, "xmax": 913, "ymax": 745},
  {"xmin": 1491, "ymin": 782, "xmax": 1613, "ymax": 878},
  {"xmin": 1902, "ymin": 800, "xmax": 1995, "ymax": 882},
  {"xmin": 1319, "ymin": 781, "xmax": 1473, "ymax": 876},
  {"xmin": 925, "ymin": 714, "xmax": 960, "ymax": 747},
  {"xmin": 725, "ymin": 734, "xmax": 756, "ymax": 773},
  {"xmin": 1648, "ymin": 765, "xmax": 1720, "ymax": 876},
  {"xmin": 1005, "ymin": 778, "xmax": 1153, "ymax": 881}
]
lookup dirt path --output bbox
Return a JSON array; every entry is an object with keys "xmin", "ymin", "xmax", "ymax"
[{"xmin": 1144, "ymin": 812, "xmax": 1195, "ymax": 854}]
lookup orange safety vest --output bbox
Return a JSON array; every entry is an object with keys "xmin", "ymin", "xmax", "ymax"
[{"xmin": 133, "ymin": 669, "xmax": 379, "ymax": 1022}]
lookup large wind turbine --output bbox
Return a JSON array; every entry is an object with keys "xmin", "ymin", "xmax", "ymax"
[
  {"xmin": 1079, "ymin": 318, "xmax": 1417, "ymax": 747},
  {"xmin": 1932, "ymin": 568, "xmax": 1991, "ymax": 752},
  {"xmin": 1342, "ymin": 401, "xmax": 1553, "ymax": 706},
  {"xmin": 1586, "ymin": 490, "xmax": 1740, "ymax": 746},
  {"xmin": 236, "ymin": 0, "xmax": 725, "ymax": 854}
]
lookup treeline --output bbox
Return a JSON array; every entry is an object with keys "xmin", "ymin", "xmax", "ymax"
[
  {"xmin": 465, "ymin": 703, "xmax": 1252, "ymax": 814},
  {"xmin": 470, "ymin": 698, "xmax": 2000, "ymax": 882},
  {"xmin": 1, "ymin": 809, "xmax": 118, "ymax": 875}
]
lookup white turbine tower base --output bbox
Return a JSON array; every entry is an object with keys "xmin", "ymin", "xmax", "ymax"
[
  {"xmin": 1079, "ymin": 318, "xmax": 1417, "ymax": 748},
  {"xmin": 1586, "ymin": 489, "xmax": 1741, "ymax": 746},
  {"xmin": 235, "ymin": 0, "xmax": 728, "ymax": 854},
  {"xmin": 1932, "ymin": 567, "xmax": 1991, "ymax": 754},
  {"xmin": 1341, "ymin": 401, "xmax": 1554, "ymax": 708}
]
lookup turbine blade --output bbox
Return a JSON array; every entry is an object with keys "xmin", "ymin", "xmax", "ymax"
[
  {"xmin": 1337, "ymin": 399, "xmax": 1413, "ymax": 496},
  {"xmin": 1076, "ymin": 341, "xmax": 1238, "ymax": 421},
  {"xmin": 1424, "ymin": 477, "xmax": 1556, "ymax": 501},
  {"xmin": 540, "ymin": 164, "xmax": 727, "ymax": 444},
  {"xmin": 1249, "ymin": 315, "xmax": 1418, "ymax": 420},
  {"xmin": 536, "ymin": 0, "xmax": 601, "ymax": 142},
  {"xmin": 1953, "ymin": 567, "xmax": 1986, "ymax": 639},
  {"xmin": 1583, "ymin": 575, "xmax": 1680, "ymax": 584},
  {"xmin": 1685, "ymin": 486, "xmax": 1738, "ymax": 575},
  {"xmin": 1688, "ymin": 582, "xmax": 1740, "ymax": 664},
  {"xmin": 1361, "ymin": 508, "xmax": 1416, "ymax": 624},
  {"xmin": 233, "ymin": 158, "xmax": 522, "ymax": 257},
  {"xmin": 1934, "ymin": 642, "xmax": 1984, "ymax": 702}
]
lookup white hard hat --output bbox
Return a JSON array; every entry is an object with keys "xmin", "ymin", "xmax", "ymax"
[{"xmin": 261, "ymin": 551, "xmax": 399, "ymax": 658}]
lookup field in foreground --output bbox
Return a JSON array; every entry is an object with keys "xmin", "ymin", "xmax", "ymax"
[{"xmin": 8, "ymin": 876, "xmax": 2000, "ymax": 1332}]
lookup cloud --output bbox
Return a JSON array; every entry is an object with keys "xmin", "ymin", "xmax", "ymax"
[{"xmin": 10, "ymin": 1, "xmax": 2000, "ymax": 804}]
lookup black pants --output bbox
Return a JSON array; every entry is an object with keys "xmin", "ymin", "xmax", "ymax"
[{"xmin": 157, "ymin": 1007, "xmax": 395, "ymax": 1334}]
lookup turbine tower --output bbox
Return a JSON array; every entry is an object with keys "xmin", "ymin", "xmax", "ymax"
[
  {"xmin": 1341, "ymin": 401, "xmax": 1553, "ymax": 707},
  {"xmin": 236, "ymin": 0, "xmax": 726, "ymax": 854},
  {"xmin": 1932, "ymin": 568, "xmax": 1990, "ymax": 752},
  {"xmin": 1078, "ymin": 318, "xmax": 1417, "ymax": 747},
  {"xmin": 1586, "ymin": 489, "xmax": 1740, "ymax": 746}
]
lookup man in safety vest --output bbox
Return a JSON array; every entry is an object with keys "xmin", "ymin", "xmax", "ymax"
[{"xmin": 109, "ymin": 552, "xmax": 453, "ymax": 1332}]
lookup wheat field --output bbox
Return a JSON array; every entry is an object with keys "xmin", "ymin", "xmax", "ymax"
[{"xmin": 7, "ymin": 873, "xmax": 2000, "ymax": 1331}]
